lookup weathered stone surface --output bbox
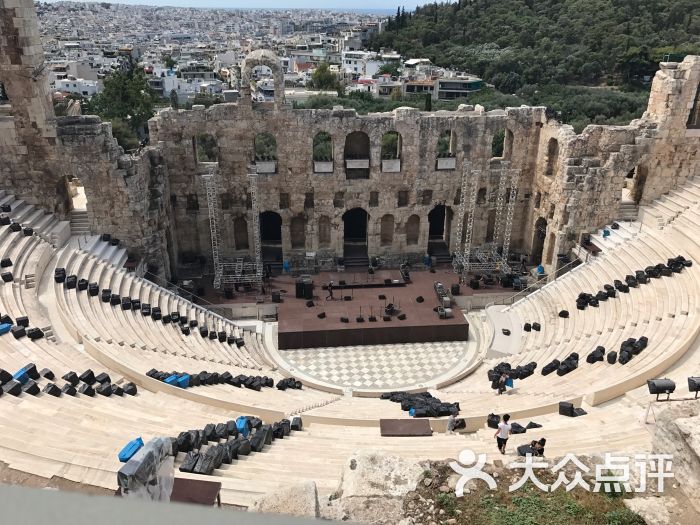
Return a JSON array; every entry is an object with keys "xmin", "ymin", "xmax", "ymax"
[
  {"xmin": 624, "ymin": 496, "xmax": 672, "ymax": 525},
  {"xmin": 251, "ymin": 480, "xmax": 320, "ymax": 518},
  {"xmin": 652, "ymin": 401, "xmax": 700, "ymax": 512},
  {"xmin": 324, "ymin": 450, "xmax": 424, "ymax": 524},
  {"xmin": 1, "ymin": 2, "xmax": 699, "ymax": 277}
]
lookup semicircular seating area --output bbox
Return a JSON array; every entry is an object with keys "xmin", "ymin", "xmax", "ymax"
[{"xmin": 1, "ymin": 179, "xmax": 700, "ymax": 507}]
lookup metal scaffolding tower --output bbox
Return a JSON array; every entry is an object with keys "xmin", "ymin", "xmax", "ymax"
[
  {"xmin": 489, "ymin": 162, "xmax": 511, "ymax": 249},
  {"xmin": 501, "ymin": 169, "xmax": 521, "ymax": 264},
  {"xmin": 201, "ymin": 166, "xmax": 223, "ymax": 289},
  {"xmin": 248, "ymin": 164, "xmax": 263, "ymax": 283}
]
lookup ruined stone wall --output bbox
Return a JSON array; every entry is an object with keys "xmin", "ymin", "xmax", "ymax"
[
  {"xmin": 0, "ymin": 0, "xmax": 68, "ymax": 217},
  {"xmin": 1, "ymin": 0, "xmax": 699, "ymax": 278},
  {"xmin": 150, "ymin": 102, "xmax": 546, "ymax": 270},
  {"xmin": 56, "ymin": 116, "xmax": 173, "ymax": 278}
]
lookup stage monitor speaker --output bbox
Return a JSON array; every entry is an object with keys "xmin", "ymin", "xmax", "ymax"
[
  {"xmin": 295, "ymin": 280, "xmax": 304, "ymax": 298},
  {"xmin": 317, "ymin": 312, "xmax": 326, "ymax": 319},
  {"xmin": 304, "ymin": 282, "xmax": 314, "ymax": 300},
  {"xmin": 272, "ymin": 291, "xmax": 281, "ymax": 303},
  {"xmin": 340, "ymin": 317, "xmax": 349, "ymax": 323},
  {"xmin": 369, "ymin": 316, "xmax": 377, "ymax": 322},
  {"xmin": 416, "ymin": 296, "xmax": 424, "ymax": 303},
  {"xmin": 397, "ymin": 313, "xmax": 407, "ymax": 320},
  {"xmin": 306, "ymin": 300, "xmax": 314, "ymax": 308},
  {"xmin": 688, "ymin": 377, "xmax": 700, "ymax": 398},
  {"xmin": 383, "ymin": 315, "xmax": 391, "ymax": 321},
  {"xmin": 558, "ymin": 401, "xmax": 575, "ymax": 417},
  {"xmin": 342, "ymin": 295, "xmax": 351, "ymax": 301},
  {"xmin": 378, "ymin": 294, "xmax": 386, "ymax": 300},
  {"xmin": 502, "ymin": 328, "xmax": 511, "ymax": 336},
  {"xmin": 451, "ymin": 284, "xmax": 460, "ymax": 296},
  {"xmin": 339, "ymin": 280, "xmax": 346, "ymax": 286},
  {"xmin": 356, "ymin": 316, "xmax": 364, "ymax": 323}
]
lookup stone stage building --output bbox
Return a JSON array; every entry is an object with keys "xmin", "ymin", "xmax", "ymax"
[{"xmin": 1, "ymin": 1, "xmax": 699, "ymax": 282}]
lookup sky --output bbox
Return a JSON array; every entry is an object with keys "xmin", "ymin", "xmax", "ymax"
[{"xmin": 46, "ymin": 0, "xmax": 433, "ymax": 9}]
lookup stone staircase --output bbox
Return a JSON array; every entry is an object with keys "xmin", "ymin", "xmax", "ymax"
[
  {"xmin": 82, "ymin": 234, "xmax": 129, "ymax": 269},
  {"xmin": 70, "ymin": 209, "xmax": 90, "ymax": 235},
  {"xmin": 428, "ymin": 239, "xmax": 452, "ymax": 265},
  {"xmin": 0, "ymin": 190, "xmax": 71, "ymax": 248},
  {"xmin": 618, "ymin": 201, "xmax": 639, "ymax": 221}
]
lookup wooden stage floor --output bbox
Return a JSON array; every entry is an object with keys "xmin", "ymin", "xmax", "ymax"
[{"xmin": 275, "ymin": 267, "xmax": 470, "ymax": 349}]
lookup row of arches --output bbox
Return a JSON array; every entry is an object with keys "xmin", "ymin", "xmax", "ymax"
[
  {"xmin": 191, "ymin": 130, "xmax": 468, "ymax": 168},
  {"xmin": 256, "ymin": 207, "xmax": 447, "ymax": 251}
]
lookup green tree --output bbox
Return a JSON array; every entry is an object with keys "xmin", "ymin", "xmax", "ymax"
[
  {"xmin": 164, "ymin": 56, "xmax": 177, "ymax": 69},
  {"xmin": 377, "ymin": 63, "xmax": 400, "ymax": 77},
  {"xmin": 311, "ymin": 62, "xmax": 338, "ymax": 90},
  {"xmin": 86, "ymin": 70, "xmax": 156, "ymax": 146}
]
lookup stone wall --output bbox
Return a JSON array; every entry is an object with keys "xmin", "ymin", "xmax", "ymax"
[{"xmin": 0, "ymin": 0, "xmax": 699, "ymax": 278}]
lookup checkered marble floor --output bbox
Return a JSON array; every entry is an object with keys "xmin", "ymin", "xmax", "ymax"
[{"xmin": 280, "ymin": 341, "xmax": 471, "ymax": 390}]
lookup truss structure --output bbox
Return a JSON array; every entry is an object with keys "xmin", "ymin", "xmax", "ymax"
[
  {"xmin": 202, "ymin": 165, "xmax": 263, "ymax": 289},
  {"xmin": 201, "ymin": 166, "xmax": 223, "ymax": 289},
  {"xmin": 452, "ymin": 160, "xmax": 521, "ymax": 277}
]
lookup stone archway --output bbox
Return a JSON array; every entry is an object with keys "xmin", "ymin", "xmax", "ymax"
[
  {"xmin": 531, "ymin": 217, "xmax": 547, "ymax": 265},
  {"xmin": 342, "ymin": 207, "xmax": 369, "ymax": 261},
  {"xmin": 241, "ymin": 50, "xmax": 285, "ymax": 108}
]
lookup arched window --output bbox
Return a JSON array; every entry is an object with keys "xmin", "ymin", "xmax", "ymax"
[
  {"xmin": 194, "ymin": 134, "xmax": 218, "ymax": 163},
  {"xmin": 290, "ymin": 216, "xmax": 306, "ymax": 249},
  {"xmin": 381, "ymin": 131, "xmax": 402, "ymax": 173},
  {"xmin": 344, "ymin": 131, "xmax": 370, "ymax": 179},
  {"xmin": 491, "ymin": 129, "xmax": 505, "ymax": 158},
  {"xmin": 318, "ymin": 216, "xmax": 331, "ymax": 247},
  {"xmin": 545, "ymin": 138, "xmax": 559, "ymax": 177},
  {"xmin": 436, "ymin": 130, "xmax": 457, "ymax": 170},
  {"xmin": 313, "ymin": 131, "xmax": 333, "ymax": 162},
  {"xmin": 234, "ymin": 217, "xmax": 249, "ymax": 250},
  {"xmin": 254, "ymin": 133, "xmax": 277, "ymax": 173},
  {"xmin": 406, "ymin": 215, "xmax": 420, "ymax": 246},
  {"xmin": 313, "ymin": 131, "xmax": 333, "ymax": 173},
  {"xmin": 254, "ymin": 133, "xmax": 277, "ymax": 161},
  {"xmin": 534, "ymin": 192, "xmax": 541, "ymax": 209},
  {"xmin": 380, "ymin": 214, "xmax": 394, "ymax": 246}
]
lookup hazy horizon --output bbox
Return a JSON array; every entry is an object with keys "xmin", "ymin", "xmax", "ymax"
[{"xmin": 44, "ymin": 0, "xmax": 431, "ymax": 10}]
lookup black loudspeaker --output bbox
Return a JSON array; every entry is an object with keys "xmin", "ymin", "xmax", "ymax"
[
  {"xmin": 9, "ymin": 222, "xmax": 21, "ymax": 232},
  {"xmin": 16, "ymin": 316, "xmax": 29, "ymax": 327},
  {"xmin": 524, "ymin": 323, "xmax": 532, "ymax": 332},
  {"xmin": 23, "ymin": 227, "xmax": 33, "ymax": 237},
  {"xmin": 416, "ymin": 296, "xmax": 424, "ymax": 303},
  {"xmin": 558, "ymin": 401, "xmax": 575, "ymax": 417},
  {"xmin": 0, "ymin": 204, "xmax": 10, "ymax": 212},
  {"xmin": 306, "ymin": 300, "xmax": 314, "ymax": 308},
  {"xmin": 295, "ymin": 280, "xmax": 304, "ymax": 298},
  {"xmin": 532, "ymin": 322, "xmax": 541, "ymax": 331},
  {"xmin": 343, "ymin": 295, "xmax": 352, "ymax": 301},
  {"xmin": 1, "ymin": 272, "xmax": 13, "ymax": 282},
  {"xmin": 303, "ymin": 281, "xmax": 313, "ymax": 300},
  {"xmin": 378, "ymin": 294, "xmax": 386, "ymax": 300},
  {"xmin": 451, "ymin": 283, "xmax": 460, "ymax": 295},
  {"xmin": 502, "ymin": 329, "xmax": 511, "ymax": 336},
  {"xmin": 101, "ymin": 233, "xmax": 111, "ymax": 242},
  {"xmin": 0, "ymin": 216, "xmax": 9, "ymax": 226},
  {"xmin": 383, "ymin": 315, "xmax": 391, "ymax": 321},
  {"xmin": 317, "ymin": 312, "xmax": 326, "ymax": 319},
  {"xmin": 559, "ymin": 310, "xmax": 569, "ymax": 318},
  {"xmin": 340, "ymin": 317, "xmax": 349, "ymax": 323},
  {"xmin": 0, "ymin": 258, "xmax": 11, "ymax": 268},
  {"xmin": 397, "ymin": 313, "xmax": 407, "ymax": 320},
  {"xmin": 356, "ymin": 316, "xmax": 364, "ymax": 323},
  {"xmin": 369, "ymin": 316, "xmax": 377, "ymax": 322},
  {"xmin": 272, "ymin": 291, "xmax": 281, "ymax": 303},
  {"xmin": 607, "ymin": 351, "xmax": 617, "ymax": 364}
]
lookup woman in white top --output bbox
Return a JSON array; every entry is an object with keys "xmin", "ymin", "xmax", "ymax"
[{"xmin": 494, "ymin": 413, "xmax": 511, "ymax": 454}]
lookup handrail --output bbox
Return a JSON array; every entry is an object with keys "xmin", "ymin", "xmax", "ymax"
[{"xmin": 485, "ymin": 255, "xmax": 585, "ymax": 311}]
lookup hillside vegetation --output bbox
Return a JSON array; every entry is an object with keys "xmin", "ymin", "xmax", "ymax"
[{"xmin": 329, "ymin": 0, "xmax": 700, "ymax": 131}]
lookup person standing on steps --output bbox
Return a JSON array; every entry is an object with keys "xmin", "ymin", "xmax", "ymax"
[
  {"xmin": 494, "ymin": 413, "xmax": 512, "ymax": 455},
  {"xmin": 326, "ymin": 280, "xmax": 334, "ymax": 301}
]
